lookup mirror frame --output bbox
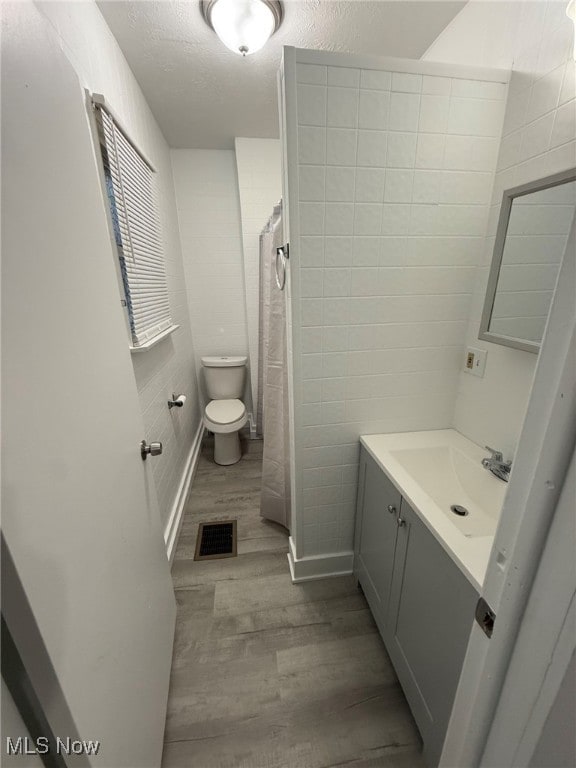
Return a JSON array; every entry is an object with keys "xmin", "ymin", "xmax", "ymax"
[{"xmin": 479, "ymin": 167, "xmax": 576, "ymax": 353}]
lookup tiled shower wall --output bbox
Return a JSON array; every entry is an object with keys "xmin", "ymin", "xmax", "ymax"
[{"xmin": 287, "ymin": 52, "xmax": 508, "ymax": 558}]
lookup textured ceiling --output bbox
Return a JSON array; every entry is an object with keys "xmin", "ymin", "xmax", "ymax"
[{"xmin": 98, "ymin": 0, "xmax": 466, "ymax": 148}]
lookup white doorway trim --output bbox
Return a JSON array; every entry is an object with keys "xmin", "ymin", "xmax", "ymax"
[
  {"xmin": 440, "ymin": 219, "xmax": 576, "ymax": 766},
  {"xmin": 484, "ymin": 448, "xmax": 575, "ymax": 766}
]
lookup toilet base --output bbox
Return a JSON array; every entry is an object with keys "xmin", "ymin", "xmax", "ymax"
[{"xmin": 214, "ymin": 431, "xmax": 242, "ymax": 465}]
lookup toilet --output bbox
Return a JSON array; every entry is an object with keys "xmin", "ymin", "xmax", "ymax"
[{"xmin": 202, "ymin": 356, "xmax": 248, "ymax": 465}]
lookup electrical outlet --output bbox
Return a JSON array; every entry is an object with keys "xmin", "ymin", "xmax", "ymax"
[{"xmin": 464, "ymin": 347, "xmax": 487, "ymax": 377}]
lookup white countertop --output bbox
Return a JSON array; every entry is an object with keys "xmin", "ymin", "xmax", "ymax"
[{"xmin": 360, "ymin": 429, "xmax": 506, "ymax": 592}]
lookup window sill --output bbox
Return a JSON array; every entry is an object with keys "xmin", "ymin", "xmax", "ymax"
[{"xmin": 129, "ymin": 324, "xmax": 179, "ymax": 353}]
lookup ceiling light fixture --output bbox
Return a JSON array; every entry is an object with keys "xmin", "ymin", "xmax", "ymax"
[{"xmin": 201, "ymin": 0, "xmax": 283, "ymax": 56}]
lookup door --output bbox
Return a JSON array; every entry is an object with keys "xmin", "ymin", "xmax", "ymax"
[
  {"xmin": 481, "ymin": 447, "xmax": 576, "ymax": 766},
  {"xmin": 1, "ymin": 4, "xmax": 176, "ymax": 767},
  {"xmin": 355, "ymin": 449, "xmax": 401, "ymax": 635}
]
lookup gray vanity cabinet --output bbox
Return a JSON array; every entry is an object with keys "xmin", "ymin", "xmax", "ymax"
[
  {"xmin": 354, "ymin": 448, "xmax": 401, "ymax": 638},
  {"xmin": 388, "ymin": 498, "xmax": 478, "ymax": 765},
  {"xmin": 354, "ymin": 447, "xmax": 479, "ymax": 767}
]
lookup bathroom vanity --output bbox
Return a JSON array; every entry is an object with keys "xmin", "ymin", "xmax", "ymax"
[{"xmin": 354, "ymin": 430, "xmax": 506, "ymax": 766}]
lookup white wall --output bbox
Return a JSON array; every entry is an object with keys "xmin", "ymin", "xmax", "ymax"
[
  {"xmin": 171, "ymin": 149, "xmax": 251, "ymax": 408},
  {"xmin": 285, "ymin": 50, "xmax": 507, "ymax": 559},
  {"xmin": 425, "ymin": 0, "xmax": 576, "ymax": 458},
  {"xmin": 35, "ymin": 0, "xmax": 202, "ymax": 532},
  {"xmin": 235, "ymin": 138, "xmax": 282, "ymax": 426}
]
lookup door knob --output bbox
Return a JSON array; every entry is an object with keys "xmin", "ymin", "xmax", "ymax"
[
  {"xmin": 397, "ymin": 516, "xmax": 406, "ymax": 527},
  {"xmin": 141, "ymin": 440, "xmax": 162, "ymax": 460},
  {"xmin": 387, "ymin": 504, "xmax": 396, "ymax": 514}
]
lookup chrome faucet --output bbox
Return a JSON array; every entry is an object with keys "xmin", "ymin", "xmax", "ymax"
[{"xmin": 482, "ymin": 446, "xmax": 512, "ymax": 482}]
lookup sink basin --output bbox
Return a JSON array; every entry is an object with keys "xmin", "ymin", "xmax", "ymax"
[
  {"xmin": 360, "ymin": 429, "xmax": 506, "ymax": 588},
  {"xmin": 389, "ymin": 445, "xmax": 506, "ymax": 537}
]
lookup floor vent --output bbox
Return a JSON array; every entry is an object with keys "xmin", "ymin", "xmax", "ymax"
[{"xmin": 194, "ymin": 520, "xmax": 237, "ymax": 561}]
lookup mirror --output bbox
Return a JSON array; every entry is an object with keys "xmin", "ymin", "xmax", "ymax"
[{"xmin": 480, "ymin": 169, "xmax": 576, "ymax": 353}]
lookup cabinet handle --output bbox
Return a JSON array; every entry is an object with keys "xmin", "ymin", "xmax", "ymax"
[
  {"xmin": 397, "ymin": 516, "xmax": 406, "ymax": 527},
  {"xmin": 387, "ymin": 504, "xmax": 396, "ymax": 514}
]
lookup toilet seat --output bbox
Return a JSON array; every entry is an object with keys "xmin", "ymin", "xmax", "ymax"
[
  {"xmin": 204, "ymin": 399, "xmax": 247, "ymax": 434},
  {"xmin": 206, "ymin": 399, "xmax": 245, "ymax": 424}
]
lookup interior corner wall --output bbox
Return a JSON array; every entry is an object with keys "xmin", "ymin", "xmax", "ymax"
[
  {"xmin": 171, "ymin": 149, "xmax": 251, "ymax": 410},
  {"xmin": 235, "ymin": 138, "xmax": 283, "ymax": 428},
  {"xmin": 34, "ymin": 0, "xmax": 202, "ymax": 533},
  {"xmin": 284, "ymin": 49, "xmax": 508, "ymax": 560},
  {"xmin": 425, "ymin": 0, "xmax": 576, "ymax": 459}
]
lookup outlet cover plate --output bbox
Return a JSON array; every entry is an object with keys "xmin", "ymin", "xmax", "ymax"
[{"xmin": 464, "ymin": 347, "xmax": 487, "ymax": 377}]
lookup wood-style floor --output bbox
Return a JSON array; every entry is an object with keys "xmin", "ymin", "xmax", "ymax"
[{"xmin": 162, "ymin": 437, "xmax": 425, "ymax": 768}]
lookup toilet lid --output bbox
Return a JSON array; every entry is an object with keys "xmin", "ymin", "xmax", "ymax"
[
  {"xmin": 205, "ymin": 399, "xmax": 245, "ymax": 425},
  {"xmin": 201, "ymin": 356, "xmax": 247, "ymax": 368}
]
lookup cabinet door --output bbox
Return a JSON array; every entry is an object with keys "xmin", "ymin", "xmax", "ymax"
[
  {"xmin": 354, "ymin": 448, "xmax": 402, "ymax": 636},
  {"xmin": 387, "ymin": 499, "xmax": 478, "ymax": 766}
]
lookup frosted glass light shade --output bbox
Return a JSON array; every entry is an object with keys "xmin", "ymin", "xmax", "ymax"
[{"xmin": 206, "ymin": 0, "xmax": 280, "ymax": 56}]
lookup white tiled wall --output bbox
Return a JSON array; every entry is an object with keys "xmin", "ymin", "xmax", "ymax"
[
  {"xmin": 36, "ymin": 1, "xmax": 202, "ymax": 532},
  {"xmin": 426, "ymin": 0, "xmax": 576, "ymax": 458},
  {"xmin": 234, "ymin": 138, "xmax": 282, "ymax": 425},
  {"xmin": 288, "ymin": 53, "xmax": 507, "ymax": 558},
  {"xmin": 171, "ymin": 149, "xmax": 251, "ymax": 407}
]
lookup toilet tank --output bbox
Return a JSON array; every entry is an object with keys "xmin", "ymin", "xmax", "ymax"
[{"xmin": 201, "ymin": 356, "xmax": 247, "ymax": 400}]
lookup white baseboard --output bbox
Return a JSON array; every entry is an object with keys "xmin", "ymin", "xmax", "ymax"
[
  {"xmin": 164, "ymin": 421, "xmax": 204, "ymax": 564},
  {"xmin": 287, "ymin": 536, "xmax": 354, "ymax": 583}
]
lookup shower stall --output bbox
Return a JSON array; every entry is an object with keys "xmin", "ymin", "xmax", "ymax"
[{"xmin": 258, "ymin": 202, "xmax": 291, "ymax": 531}]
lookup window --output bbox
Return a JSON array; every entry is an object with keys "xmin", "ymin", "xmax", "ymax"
[{"xmin": 92, "ymin": 95, "xmax": 175, "ymax": 349}]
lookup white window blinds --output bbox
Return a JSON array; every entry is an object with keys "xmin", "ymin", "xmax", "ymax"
[{"xmin": 96, "ymin": 101, "xmax": 173, "ymax": 347}]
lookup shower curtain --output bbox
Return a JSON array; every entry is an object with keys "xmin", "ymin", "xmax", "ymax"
[{"xmin": 258, "ymin": 202, "xmax": 291, "ymax": 531}]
